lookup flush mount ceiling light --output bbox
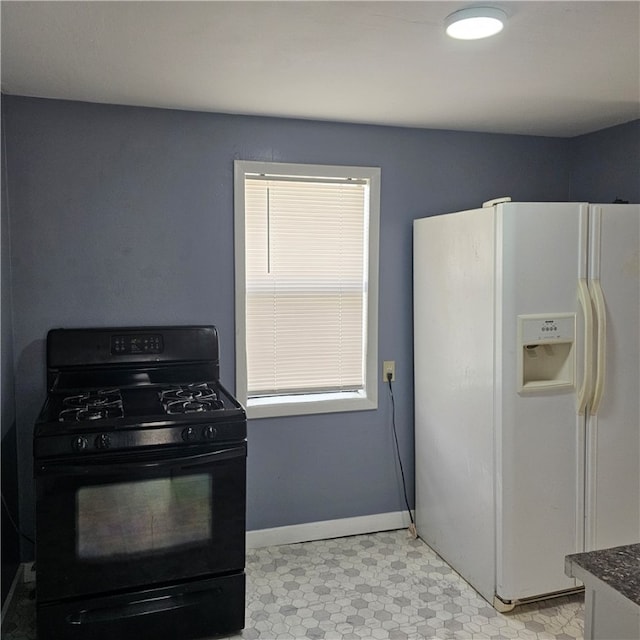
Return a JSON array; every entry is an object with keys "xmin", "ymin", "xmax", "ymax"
[{"xmin": 445, "ymin": 7, "xmax": 507, "ymax": 40}]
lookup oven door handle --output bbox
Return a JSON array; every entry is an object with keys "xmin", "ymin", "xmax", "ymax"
[{"xmin": 37, "ymin": 445, "xmax": 246, "ymax": 476}]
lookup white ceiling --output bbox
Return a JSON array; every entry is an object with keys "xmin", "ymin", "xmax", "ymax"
[{"xmin": 2, "ymin": 1, "xmax": 639, "ymax": 137}]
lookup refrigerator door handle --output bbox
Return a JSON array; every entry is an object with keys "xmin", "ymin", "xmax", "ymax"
[
  {"xmin": 577, "ymin": 278, "xmax": 594, "ymax": 415},
  {"xmin": 590, "ymin": 278, "xmax": 606, "ymax": 415}
]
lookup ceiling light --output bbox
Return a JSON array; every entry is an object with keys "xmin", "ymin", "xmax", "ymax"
[{"xmin": 445, "ymin": 7, "xmax": 507, "ymax": 40}]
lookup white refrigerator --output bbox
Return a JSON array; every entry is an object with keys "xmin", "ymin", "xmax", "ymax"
[{"xmin": 413, "ymin": 201, "xmax": 639, "ymax": 610}]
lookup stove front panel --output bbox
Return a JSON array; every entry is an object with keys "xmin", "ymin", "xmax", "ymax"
[
  {"xmin": 34, "ymin": 416, "xmax": 247, "ymax": 458},
  {"xmin": 36, "ymin": 442, "xmax": 247, "ymax": 603}
]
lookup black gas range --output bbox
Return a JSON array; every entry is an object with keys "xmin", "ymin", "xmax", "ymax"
[{"xmin": 33, "ymin": 326, "xmax": 247, "ymax": 640}]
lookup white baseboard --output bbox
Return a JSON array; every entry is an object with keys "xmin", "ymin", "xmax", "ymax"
[{"xmin": 246, "ymin": 510, "xmax": 414, "ymax": 549}]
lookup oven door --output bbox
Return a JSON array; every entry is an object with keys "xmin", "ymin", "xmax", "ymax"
[{"xmin": 35, "ymin": 442, "xmax": 246, "ymax": 603}]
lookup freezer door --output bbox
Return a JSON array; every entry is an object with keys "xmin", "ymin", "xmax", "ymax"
[
  {"xmin": 585, "ymin": 204, "xmax": 640, "ymax": 550},
  {"xmin": 496, "ymin": 202, "xmax": 585, "ymax": 601}
]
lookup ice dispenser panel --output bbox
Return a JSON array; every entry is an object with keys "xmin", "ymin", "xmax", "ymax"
[{"xmin": 517, "ymin": 314, "xmax": 575, "ymax": 393}]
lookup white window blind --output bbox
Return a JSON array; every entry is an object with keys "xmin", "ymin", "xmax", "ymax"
[{"xmin": 244, "ymin": 174, "xmax": 369, "ymax": 397}]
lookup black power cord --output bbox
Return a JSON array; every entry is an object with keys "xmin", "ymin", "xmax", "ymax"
[
  {"xmin": 1, "ymin": 491, "xmax": 35, "ymax": 546},
  {"xmin": 386, "ymin": 372, "xmax": 417, "ymax": 538}
]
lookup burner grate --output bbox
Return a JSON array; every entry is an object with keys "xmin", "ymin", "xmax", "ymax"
[
  {"xmin": 58, "ymin": 389, "xmax": 124, "ymax": 422},
  {"xmin": 159, "ymin": 383, "xmax": 224, "ymax": 414}
]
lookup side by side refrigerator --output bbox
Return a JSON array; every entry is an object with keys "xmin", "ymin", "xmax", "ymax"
[{"xmin": 413, "ymin": 201, "xmax": 639, "ymax": 610}]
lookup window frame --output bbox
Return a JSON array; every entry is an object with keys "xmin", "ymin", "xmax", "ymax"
[{"xmin": 234, "ymin": 160, "xmax": 380, "ymax": 419}]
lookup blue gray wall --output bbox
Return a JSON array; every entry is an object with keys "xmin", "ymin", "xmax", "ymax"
[
  {"xmin": 569, "ymin": 119, "xmax": 640, "ymax": 203},
  {"xmin": 1, "ymin": 95, "xmax": 637, "ymax": 563}
]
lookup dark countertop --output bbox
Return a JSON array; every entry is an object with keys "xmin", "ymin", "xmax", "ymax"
[{"xmin": 565, "ymin": 543, "xmax": 640, "ymax": 607}]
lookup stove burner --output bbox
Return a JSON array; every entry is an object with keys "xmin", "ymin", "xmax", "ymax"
[
  {"xmin": 159, "ymin": 383, "xmax": 223, "ymax": 414},
  {"xmin": 63, "ymin": 389, "xmax": 121, "ymax": 408},
  {"xmin": 58, "ymin": 389, "xmax": 124, "ymax": 422}
]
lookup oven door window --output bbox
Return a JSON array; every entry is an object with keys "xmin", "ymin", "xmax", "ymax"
[
  {"xmin": 35, "ymin": 445, "xmax": 246, "ymax": 602},
  {"xmin": 77, "ymin": 474, "xmax": 212, "ymax": 559}
]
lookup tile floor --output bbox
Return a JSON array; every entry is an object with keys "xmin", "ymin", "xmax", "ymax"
[{"xmin": 1, "ymin": 530, "xmax": 584, "ymax": 639}]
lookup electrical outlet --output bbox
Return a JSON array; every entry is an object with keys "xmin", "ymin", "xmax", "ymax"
[{"xmin": 383, "ymin": 360, "xmax": 396, "ymax": 382}]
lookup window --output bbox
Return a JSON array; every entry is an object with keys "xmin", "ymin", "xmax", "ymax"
[{"xmin": 234, "ymin": 161, "xmax": 380, "ymax": 419}]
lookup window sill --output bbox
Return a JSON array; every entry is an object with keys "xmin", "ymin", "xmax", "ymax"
[{"xmin": 245, "ymin": 390, "xmax": 377, "ymax": 419}]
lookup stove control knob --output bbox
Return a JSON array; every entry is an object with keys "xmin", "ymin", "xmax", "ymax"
[
  {"xmin": 182, "ymin": 427, "xmax": 197, "ymax": 442},
  {"xmin": 72, "ymin": 436, "xmax": 88, "ymax": 452},
  {"xmin": 203, "ymin": 425, "xmax": 217, "ymax": 440},
  {"xmin": 95, "ymin": 433, "xmax": 111, "ymax": 450}
]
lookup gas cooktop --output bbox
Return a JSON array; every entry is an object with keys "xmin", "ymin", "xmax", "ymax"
[
  {"xmin": 46, "ymin": 381, "xmax": 238, "ymax": 425},
  {"xmin": 33, "ymin": 326, "xmax": 246, "ymax": 458}
]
